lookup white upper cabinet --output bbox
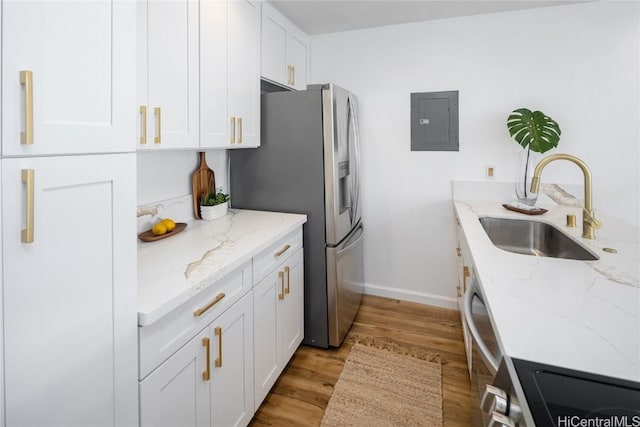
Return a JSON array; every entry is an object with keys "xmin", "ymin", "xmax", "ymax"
[
  {"xmin": 1, "ymin": 0, "xmax": 136, "ymax": 156},
  {"xmin": 228, "ymin": 0, "xmax": 260, "ymax": 148},
  {"xmin": 200, "ymin": 0, "xmax": 228, "ymax": 148},
  {"xmin": 286, "ymin": 29, "xmax": 309, "ymax": 91},
  {"xmin": 138, "ymin": 0, "xmax": 200, "ymax": 149},
  {"xmin": 261, "ymin": 2, "xmax": 309, "ymax": 90},
  {"xmin": 201, "ymin": 0, "xmax": 260, "ymax": 148}
]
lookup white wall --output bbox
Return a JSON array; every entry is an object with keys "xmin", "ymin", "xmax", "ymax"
[
  {"xmin": 137, "ymin": 149, "xmax": 228, "ymax": 208},
  {"xmin": 311, "ymin": 1, "xmax": 640, "ymax": 305}
]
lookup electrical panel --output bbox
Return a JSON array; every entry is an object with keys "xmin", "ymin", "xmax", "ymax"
[{"xmin": 410, "ymin": 90, "xmax": 459, "ymax": 151}]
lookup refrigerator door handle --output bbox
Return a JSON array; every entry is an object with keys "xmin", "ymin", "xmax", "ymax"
[
  {"xmin": 337, "ymin": 223, "xmax": 364, "ymax": 256},
  {"xmin": 347, "ymin": 93, "xmax": 361, "ymax": 226}
]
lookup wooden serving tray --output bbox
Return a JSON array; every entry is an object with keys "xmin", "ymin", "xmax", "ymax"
[
  {"xmin": 138, "ymin": 223, "xmax": 188, "ymax": 242},
  {"xmin": 502, "ymin": 204, "xmax": 548, "ymax": 215}
]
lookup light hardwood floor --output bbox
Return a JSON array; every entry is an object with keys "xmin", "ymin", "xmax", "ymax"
[{"xmin": 249, "ymin": 295, "xmax": 473, "ymax": 426}]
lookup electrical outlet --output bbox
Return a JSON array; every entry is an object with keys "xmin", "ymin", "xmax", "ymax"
[{"xmin": 486, "ymin": 165, "xmax": 496, "ymax": 179}]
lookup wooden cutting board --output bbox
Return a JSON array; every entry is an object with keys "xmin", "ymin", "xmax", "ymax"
[{"xmin": 191, "ymin": 152, "xmax": 215, "ymax": 219}]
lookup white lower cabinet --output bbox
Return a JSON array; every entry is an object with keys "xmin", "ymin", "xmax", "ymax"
[
  {"xmin": 210, "ymin": 291, "xmax": 254, "ymax": 427},
  {"xmin": 140, "ymin": 328, "xmax": 211, "ymax": 427},
  {"xmin": 139, "ymin": 227, "xmax": 304, "ymax": 427},
  {"xmin": 455, "ymin": 219, "xmax": 473, "ymax": 378},
  {"xmin": 140, "ymin": 291, "xmax": 253, "ymax": 427},
  {"xmin": 253, "ymin": 248, "xmax": 304, "ymax": 406}
]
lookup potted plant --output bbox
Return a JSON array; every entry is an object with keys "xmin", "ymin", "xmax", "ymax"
[
  {"xmin": 507, "ymin": 108, "xmax": 561, "ymax": 205},
  {"xmin": 199, "ymin": 188, "xmax": 230, "ymax": 221}
]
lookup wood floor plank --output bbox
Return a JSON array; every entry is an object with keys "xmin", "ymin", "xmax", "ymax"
[{"xmin": 249, "ymin": 295, "xmax": 472, "ymax": 426}]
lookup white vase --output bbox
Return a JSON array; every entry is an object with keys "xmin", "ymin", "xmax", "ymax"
[
  {"xmin": 200, "ymin": 202, "xmax": 228, "ymax": 221},
  {"xmin": 514, "ymin": 148, "xmax": 541, "ymax": 206}
]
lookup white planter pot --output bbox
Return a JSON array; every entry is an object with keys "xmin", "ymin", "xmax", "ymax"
[{"xmin": 200, "ymin": 202, "xmax": 228, "ymax": 221}]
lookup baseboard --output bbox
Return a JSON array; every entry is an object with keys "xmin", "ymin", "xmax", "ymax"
[{"xmin": 363, "ymin": 283, "xmax": 459, "ymax": 310}]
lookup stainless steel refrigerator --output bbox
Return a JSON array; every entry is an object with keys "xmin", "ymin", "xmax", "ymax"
[{"xmin": 229, "ymin": 83, "xmax": 364, "ymax": 348}]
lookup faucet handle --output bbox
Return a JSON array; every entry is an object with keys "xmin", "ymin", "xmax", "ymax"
[{"xmin": 583, "ymin": 209, "xmax": 602, "ymax": 229}]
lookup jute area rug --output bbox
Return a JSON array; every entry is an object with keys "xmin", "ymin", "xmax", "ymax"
[{"xmin": 320, "ymin": 340, "xmax": 444, "ymax": 427}]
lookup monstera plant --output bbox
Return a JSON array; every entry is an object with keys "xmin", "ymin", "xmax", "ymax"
[{"xmin": 507, "ymin": 108, "xmax": 561, "ymax": 205}]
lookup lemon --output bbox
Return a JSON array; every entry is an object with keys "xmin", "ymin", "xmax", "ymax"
[
  {"xmin": 161, "ymin": 218, "xmax": 176, "ymax": 232},
  {"xmin": 152, "ymin": 222, "xmax": 168, "ymax": 236}
]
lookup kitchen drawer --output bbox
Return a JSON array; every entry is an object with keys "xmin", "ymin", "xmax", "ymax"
[
  {"xmin": 253, "ymin": 227, "xmax": 303, "ymax": 286},
  {"xmin": 138, "ymin": 261, "xmax": 252, "ymax": 380}
]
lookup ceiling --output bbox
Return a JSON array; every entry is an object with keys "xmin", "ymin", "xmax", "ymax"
[{"xmin": 269, "ymin": 0, "xmax": 590, "ymax": 35}]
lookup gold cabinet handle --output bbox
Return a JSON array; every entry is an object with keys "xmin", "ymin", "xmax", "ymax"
[
  {"xmin": 202, "ymin": 337, "xmax": 211, "ymax": 381},
  {"xmin": 456, "ymin": 247, "xmax": 462, "ymax": 257},
  {"xmin": 237, "ymin": 117, "xmax": 243, "ymax": 144},
  {"xmin": 463, "ymin": 266, "xmax": 470, "ymax": 292},
  {"xmin": 284, "ymin": 266, "xmax": 290, "ymax": 294},
  {"xmin": 20, "ymin": 70, "xmax": 34, "ymax": 145},
  {"xmin": 274, "ymin": 244, "xmax": 291, "ymax": 258},
  {"xmin": 287, "ymin": 65, "xmax": 292, "ymax": 85},
  {"xmin": 139, "ymin": 105, "xmax": 147, "ymax": 144},
  {"xmin": 292, "ymin": 66, "xmax": 295, "ymax": 86},
  {"xmin": 21, "ymin": 169, "xmax": 35, "ymax": 243},
  {"xmin": 214, "ymin": 326, "xmax": 222, "ymax": 368},
  {"xmin": 153, "ymin": 107, "xmax": 161, "ymax": 144},
  {"xmin": 278, "ymin": 271, "xmax": 285, "ymax": 300},
  {"xmin": 230, "ymin": 116, "xmax": 236, "ymax": 144},
  {"xmin": 193, "ymin": 293, "xmax": 226, "ymax": 317}
]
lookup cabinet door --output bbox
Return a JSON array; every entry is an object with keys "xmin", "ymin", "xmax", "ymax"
[
  {"xmin": 2, "ymin": 154, "xmax": 137, "ymax": 427},
  {"xmin": 140, "ymin": 329, "xmax": 211, "ymax": 427},
  {"xmin": 2, "ymin": 0, "xmax": 136, "ymax": 156},
  {"xmin": 455, "ymin": 223, "xmax": 473, "ymax": 378},
  {"xmin": 287, "ymin": 31, "xmax": 309, "ymax": 91},
  {"xmin": 139, "ymin": 0, "xmax": 199, "ymax": 149},
  {"xmin": 278, "ymin": 249, "xmax": 304, "ymax": 364},
  {"xmin": 253, "ymin": 268, "xmax": 280, "ymax": 406},
  {"xmin": 200, "ymin": 0, "xmax": 229, "ymax": 148},
  {"xmin": 210, "ymin": 291, "xmax": 254, "ymax": 427},
  {"xmin": 260, "ymin": 3, "xmax": 287, "ymax": 85},
  {"xmin": 228, "ymin": 0, "xmax": 260, "ymax": 148}
]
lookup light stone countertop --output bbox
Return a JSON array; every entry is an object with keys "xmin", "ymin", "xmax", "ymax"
[
  {"xmin": 454, "ymin": 200, "xmax": 640, "ymax": 382},
  {"xmin": 137, "ymin": 209, "xmax": 307, "ymax": 326}
]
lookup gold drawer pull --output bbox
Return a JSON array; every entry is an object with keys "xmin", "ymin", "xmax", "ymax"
[
  {"xmin": 284, "ymin": 266, "xmax": 290, "ymax": 294},
  {"xmin": 237, "ymin": 117, "xmax": 243, "ymax": 144},
  {"xmin": 274, "ymin": 244, "xmax": 291, "ymax": 258},
  {"xmin": 278, "ymin": 271, "xmax": 284, "ymax": 300},
  {"xmin": 292, "ymin": 65, "xmax": 295, "ymax": 86},
  {"xmin": 202, "ymin": 337, "xmax": 211, "ymax": 381},
  {"xmin": 193, "ymin": 293, "xmax": 226, "ymax": 317},
  {"xmin": 214, "ymin": 326, "xmax": 222, "ymax": 368},
  {"xmin": 21, "ymin": 169, "xmax": 35, "ymax": 243},
  {"xmin": 230, "ymin": 116, "xmax": 236, "ymax": 144},
  {"xmin": 463, "ymin": 266, "xmax": 470, "ymax": 292},
  {"xmin": 153, "ymin": 107, "xmax": 161, "ymax": 144},
  {"xmin": 139, "ymin": 105, "xmax": 147, "ymax": 144},
  {"xmin": 20, "ymin": 70, "xmax": 34, "ymax": 145}
]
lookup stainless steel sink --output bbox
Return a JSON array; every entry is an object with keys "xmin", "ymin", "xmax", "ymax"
[{"xmin": 479, "ymin": 217, "xmax": 599, "ymax": 261}]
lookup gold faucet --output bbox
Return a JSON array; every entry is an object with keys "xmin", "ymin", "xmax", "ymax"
[{"xmin": 530, "ymin": 154, "xmax": 602, "ymax": 239}]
